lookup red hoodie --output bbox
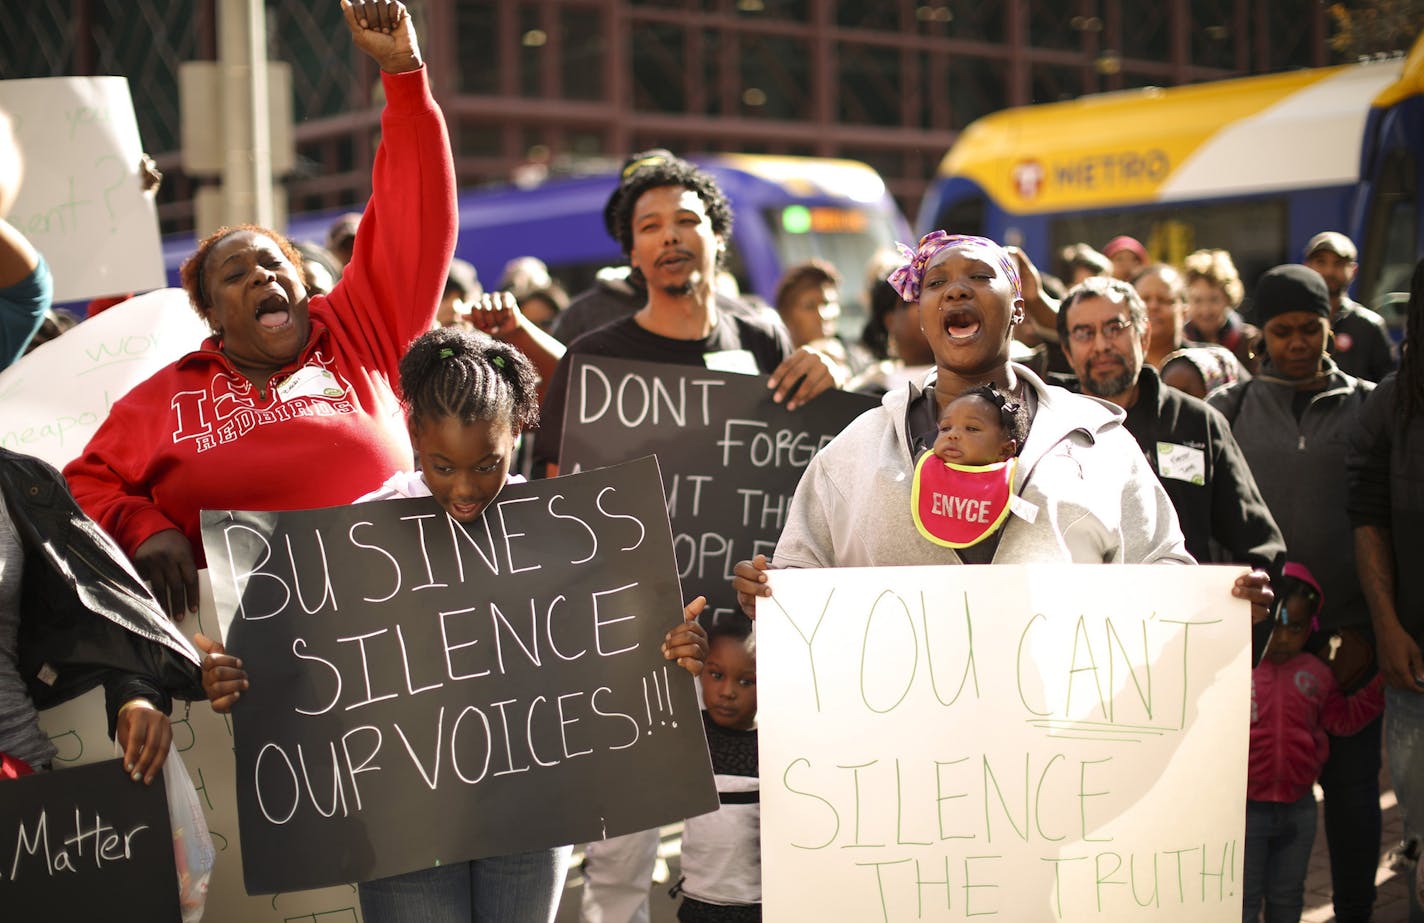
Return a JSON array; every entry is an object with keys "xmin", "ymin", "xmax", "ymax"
[
  {"xmin": 63, "ymin": 67, "xmax": 456, "ymax": 566},
  {"xmin": 1248, "ymin": 652, "xmax": 1383, "ymax": 803}
]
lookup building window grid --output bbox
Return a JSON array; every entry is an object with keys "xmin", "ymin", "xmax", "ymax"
[{"xmin": 3, "ymin": 0, "xmax": 1334, "ymax": 232}]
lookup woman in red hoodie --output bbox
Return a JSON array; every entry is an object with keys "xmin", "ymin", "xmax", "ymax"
[
  {"xmin": 64, "ymin": 0, "xmax": 456, "ymax": 619},
  {"xmin": 1244, "ymin": 561, "xmax": 1384, "ymax": 923}
]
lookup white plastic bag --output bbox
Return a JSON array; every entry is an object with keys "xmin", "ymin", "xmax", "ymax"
[{"xmin": 163, "ymin": 743, "xmax": 215, "ymax": 922}]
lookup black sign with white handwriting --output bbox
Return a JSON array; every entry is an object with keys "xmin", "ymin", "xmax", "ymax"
[
  {"xmin": 0, "ymin": 758, "xmax": 178, "ymax": 921},
  {"xmin": 202, "ymin": 457, "xmax": 718, "ymax": 894},
  {"xmin": 561, "ymin": 357, "xmax": 877, "ymax": 623}
]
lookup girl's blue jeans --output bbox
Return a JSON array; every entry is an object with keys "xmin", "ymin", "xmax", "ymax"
[
  {"xmin": 1242, "ymin": 793, "xmax": 1317, "ymax": 923},
  {"xmin": 358, "ymin": 845, "xmax": 573, "ymax": 923}
]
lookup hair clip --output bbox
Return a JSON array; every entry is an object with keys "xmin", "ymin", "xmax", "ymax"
[
  {"xmin": 491, "ymin": 355, "xmax": 506, "ymax": 369},
  {"xmin": 439, "ymin": 347, "xmax": 454, "ymax": 360}
]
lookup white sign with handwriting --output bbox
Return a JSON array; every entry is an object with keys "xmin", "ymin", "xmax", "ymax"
[
  {"xmin": 0, "ymin": 76, "xmax": 164, "ymax": 301},
  {"xmin": 758, "ymin": 565, "xmax": 1250, "ymax": 923},
  {"xmin": 0, "ymin": 288, "xmax": 206, "ymax": 469}
]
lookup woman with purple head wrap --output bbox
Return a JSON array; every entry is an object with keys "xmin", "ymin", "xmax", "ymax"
[
  {"xmin": 887, "ymin": 231, "xmax": 1022, "ymax": 305},
  {"xmin": 735, "ymin": 229, "xmax": 1275, "ymax": 615}
]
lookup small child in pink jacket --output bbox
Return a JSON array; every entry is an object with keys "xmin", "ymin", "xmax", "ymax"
[{"xmin": 1243, "ymin": 562, "xmax": 1384, "ymax": 923}]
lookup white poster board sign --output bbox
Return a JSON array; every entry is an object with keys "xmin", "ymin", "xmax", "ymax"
[
  {"xmin": 0, "ymin": 288, "xmax": 207, "ymax": 469},
  {"xmin": 0, "ymin": 76, "xmax": 165, "ymax": 301},
  {"xmin": 758, "ymin": 565, "xmax": 1250, "ymax": 923}
]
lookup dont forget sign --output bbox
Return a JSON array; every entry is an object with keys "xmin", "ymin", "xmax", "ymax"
[
  {"xmin": 560, "ymin": 356, "xmax": 876, "ymax": 623},
  {"xmin": 202, "ymin": 457, "xmax": 718, "ymax": 894}
]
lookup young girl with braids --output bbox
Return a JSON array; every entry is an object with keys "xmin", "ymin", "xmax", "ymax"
[{"xmin": 199, "ymin": 323, "xmax": 709, "ymax": 922}]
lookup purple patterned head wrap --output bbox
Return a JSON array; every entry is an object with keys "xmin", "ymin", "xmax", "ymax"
[{"xmin": 887, "ymin": 231, "xmax": 1022, "ymax": 304}]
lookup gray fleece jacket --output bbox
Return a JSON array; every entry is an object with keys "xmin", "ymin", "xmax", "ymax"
[
  {"xmin": 1209, "ymin": 359, "xmax": 1374, "ymax": 630},
  {"xmin": 774, "ymin": 364, "xmax": 1194, "ymax": 568}
]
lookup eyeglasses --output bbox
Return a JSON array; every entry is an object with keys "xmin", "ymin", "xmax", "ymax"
[{"xmin": 1067, "ymin": 318, "xmax": 1134, "ymax": 344}]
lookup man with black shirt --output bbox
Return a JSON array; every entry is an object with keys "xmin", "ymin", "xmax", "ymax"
[
  {"xmin": 1056, "ymin": 275, "xmax": 1285, "ymax": 571},
  {"xmin": 534, "ymin": 154, "xmax": 839, "ymax": 476},
  {"xmin": 550, "ymin": 150, "xmax": 771, "ymax": 347},
  {"xmin": 533, "ymin": 152, "xmax": 839, "ymax": 923}
]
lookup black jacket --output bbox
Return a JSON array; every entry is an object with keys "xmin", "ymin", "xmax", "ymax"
[
  {"xmin": 1124, "ymin": 366, "xmax": 1286, "ymax": 572},
  {"xmin": 0, "ymin": 448, "xmax": 202, "ymax": 736},
  {"xmin": 1346, "ymin": 373, "xmax": 1424, "ymax": 642}
]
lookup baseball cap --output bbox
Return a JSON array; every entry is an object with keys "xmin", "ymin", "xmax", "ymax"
[
  {"xmin": 1303, "ymin": 231, "xmax": 1357, "ymax": 262},
  {"xmin": 1103, "ymin": 235, "xmax": 1148, "ymax": 261}
]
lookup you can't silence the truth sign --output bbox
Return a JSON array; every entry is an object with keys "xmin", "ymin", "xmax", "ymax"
[
  {"xmin": 202, "ymin": 457, "xmax": 718, "ymax": 894},
  {"xmin": 758, "ymin": 565, "xmax": 1251, "ymax": 923}
]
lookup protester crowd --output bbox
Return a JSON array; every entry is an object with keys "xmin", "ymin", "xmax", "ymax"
[{"xmin": 2, "ymin": 3, "xmax": 1423, "ymax": 922}]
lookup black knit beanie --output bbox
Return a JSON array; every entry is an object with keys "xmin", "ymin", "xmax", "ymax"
[{"xmin": 1251, "ymin": 264, "xmax": 1330, "ymax": 326}]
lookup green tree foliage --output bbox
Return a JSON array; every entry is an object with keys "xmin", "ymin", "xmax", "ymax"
[{"xmin": 1329, "ymin": 0, "xmax": 1424, "ymax": 56}]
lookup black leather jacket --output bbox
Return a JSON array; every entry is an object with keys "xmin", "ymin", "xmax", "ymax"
[{"xmin": 0, "ymin": 448, "xmax": 202, "ymax": 736}]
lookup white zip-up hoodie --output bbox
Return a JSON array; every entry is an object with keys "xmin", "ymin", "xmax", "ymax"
[{"xmin": 774, "ymin": 364, "xmax": 1193, "ymax": 568}]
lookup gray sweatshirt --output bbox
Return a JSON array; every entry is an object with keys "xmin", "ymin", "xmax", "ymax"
[{"xmin": 775, "ymin": 365, "xmax": 1193, "ymax": 569}]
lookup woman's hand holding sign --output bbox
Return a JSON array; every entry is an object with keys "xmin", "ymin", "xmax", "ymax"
[{"xmin": 733, "ymin": 554, "xmax": 773, "ymax": 620}]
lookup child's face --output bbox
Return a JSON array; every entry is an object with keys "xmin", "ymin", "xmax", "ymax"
[
  {"xmin": 409, "ymin": 415, "xmax": 517, "ymax": 523},
  {"xmin": 1264, "ymin": 587, "xmax": 1315, "ymax": 664},
  {"xmin": 700, "ymin": 636, "xmax": 757, "ymax": 731},
  {"xmin": 933, "ymin": 395, "xmax": 1014, "ymax": 466}
]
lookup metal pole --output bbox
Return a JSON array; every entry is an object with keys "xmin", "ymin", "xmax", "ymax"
[{"xmin": 218, "ymin": 0, "xmax": 273, "ymax": 228}]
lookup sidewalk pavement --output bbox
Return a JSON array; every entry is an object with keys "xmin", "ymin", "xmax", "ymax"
[{"xmin": 1300, "ymin": 757, "xmax": 1414, "ymax": 923}]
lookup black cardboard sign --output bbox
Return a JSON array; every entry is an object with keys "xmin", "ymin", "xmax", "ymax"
[
  {"xmin": 0, "ymin": 758, "xmax": 179, "ymax": 921},
  {"xmin": 202, "ymin": 456, "xmax": 718, "ymax": 894},
  {"xmin": 561, "ymin": 356, "xmax": 877, "ymax": 622}
]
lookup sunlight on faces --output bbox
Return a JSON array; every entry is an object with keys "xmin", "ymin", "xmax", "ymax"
[
  {"xmin": 1134, "ymin": 267, "xmax": 1185, "ymax": 349},
  {"xmin": 1304, "ymin": 250, "xmax": 1356, "ymax": 302},
  {"xmin": 781, "ymin": 281, "xmax": 841, "ymax": 347},
  {"xmin": 918, "ymin": 243, "xmax": 1023, "ymax": 375},
  {"xmin": 409, "ymin": 415, "xmax": 517, "ymax": 523},
  {"xmin": 1063, "ymin": 294, "xmax": 1147, "ymax": 401},
  {"xmin": 1261, "ymin": 310, "xmax": 1328, "ymax": 381},
  {"xmin": 202, "ymin": 231, "xmax": 311, "ymax": 371},
  {"xmin": 1110, "ymin": 249, "xmax": 1145, "ymax": 282},
  {"xmin": 1185, "ymin": 278, "xmax": 1231, "ymax": 334},
  {"xmin": 889, "ymin": 300, "xmax": 935, "ymax": 366},
  {"xmin": 628, "ymin": 185, "xmax": 722, "ymax": 298},
  {"xmin": 520, "ymin": 294, "xmax": 560, "ymax": 330},
  {"xmin": 700, "ymin": 635, "xmax": 757, "ymax": 731},
  {"xmin": 932, "ymin": 393, "xmax": 1016, "ymax": 466},
  {"xmin": 1159, "ymin": 358, "xmax": 1210, "ymax": 399},
  {"xmin": 436, "ymin": 291, "xmax": 464, "ymax": 328}
]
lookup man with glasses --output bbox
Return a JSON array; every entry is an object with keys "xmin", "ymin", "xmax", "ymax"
[{"xmin": 1056, "ymin": 276, "xmax": 1285, "ymax": 576}]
